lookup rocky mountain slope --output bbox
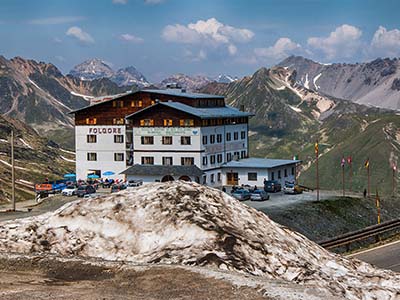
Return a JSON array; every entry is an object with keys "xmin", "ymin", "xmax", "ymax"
[
  {"xmin": 158, "ymin": 73, "xmax": 214, "ymax": 90},
  {"xmin": 200, "ymin": 66, "xmax": 400, "ymax": 195},
  {"xmin": 0, "ymin": 56, "xmax": 138, "ymax": 148},
  {"xmin": 69, "ymin": 58, "xmax": 150, "ymax": 87},
  {"xmin": 278, "ymin": 55, "xmax": 400, "ymax": 110},
  {"xmin": 0, "ymin": 181, "xmax": 399, "ymax": 299},
  {"xmin": 0, "ymin": 114, "xmax": 74, "ymax": 203}
]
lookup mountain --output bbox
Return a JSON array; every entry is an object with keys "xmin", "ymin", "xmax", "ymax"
[
  {"xmin": 1, "ymin": 181, "xmax": 399, "ymax": 299},
  {"xmin": 69, "ymin": 58, "xmax": 149, "ymax": 87},
  {"xmin": 0, "ymin": 114, "xmax": 74, "ymax": 203},
  {"xmin": 214, "ymin": 74, "xmax": 238, "ymax": 83},
  {"xmin": 158, "ymin": 73, "xmax": 213, "ymax": 91},
  {"xmin": 199, "ymin": 66, "xmax": 400, "ymax": 195},
  {"xmin": 278, "ymin": 55, "xmax": 400, "ymax": 110},
  {"xmin": 0, "ymin": 56, "xmax": 138, "ymax": 148}
]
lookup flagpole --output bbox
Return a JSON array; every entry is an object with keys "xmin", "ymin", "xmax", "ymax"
[
  {"xmin": 342, "ymin": 163, "xmax": 345, "ymax": 197},
  {"xmin": 376, "ymin": 188, "xmax": 381, "ymax": 224},
  {"xmin": 393, "ymin": 165, "xmax": 396, "ymax": 197},
  {"xmin": 315, "ymin": 141, "xmax": 319, "ymax": 201},
  {"xmin": 367, "ymin": 163, "xmax": 370, "ymax": 198},
  {"xmin": 349, "ymin": 159, "xmax": 352, "ymax": 192}
]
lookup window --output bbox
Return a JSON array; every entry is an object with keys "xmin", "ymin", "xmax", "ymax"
[
  {"xmin": 162, "ymin": 157, "xmax": 173, "ymax": 165},
  {"xmin": 180, "ymin": 119, "xmax": 194, "ymax": 127},
  {"xmin": 181, "ymin": 136, "xmax": 191, "ymax": 145},
  {"xmin": 114, "ymin": 135, "xmax": 124, "ymax": 143},
  {"xmin": 292, "ymin": 167, "xmax": 295, "ymax": 176},
  {"xmin": 202, "ymin": 120, "xmax": 208, "ymax": 126},
  {"xmin": 278, "ymin": 170, "xmax": 281, "ymax": 179},
  {"xmin": 217, "ymin": 134, "xmax": 222, "ymax": 143},
  {"xmin": 234, "ymin": 151, "xmax": 240, "ymax": 159},
  {"xmin": 217, "ymin": 173, "xmax": 221, "ymax": 182},
  {"xmin": 112, "ymin": 100, "xmax": 124, "ymax": 108},
  {"xmin": 217, "ymin": 154, "xmax": 223, "ymax": 163},
  {"xmin": 284, "ymin": 169, "xmax": 287, "ymax": 177},
  {"xmin": 234, "ymin": 132, "xmax": 239, "ymax": 140},
  {"xmin": 85, "ymin": 118, "xmax": 97, "ymax": 125},
  {"xmin": 241, "ymin": 131, "xmax": 246, "ymax": 139},
  {"xmin": 114, "ymin": 153, "xmax": 124, "ymax": 161},
  {"xmin": 271, "ymin": 172, "xmax": 275, "ymax": 180},
  {"xmin": 140, "ymin": 119, "xmax": 154, "ymax": 127},
  {"xmin": 181, "ymin": 157, "xmax": 194, "ymax": 166},
  {"xmin": 202, "ymin": 175, "xmax": 207, "ymax": 184},
  {"xmin": 87, "ymin": 135, "xmax": 96, "ymax": 143},
  {"xmin": 87, "ymin": 152, "xmax": 97, "ymax": 161},
  {"xmin": 227, "ymin": 153, "xmax": 232, "ymax": 162},
  {"xmin": 210, "ymin": 134, "xmax": 215, "ymax": 144},
  {"xmin": 210, "ymin": 155, "xmax": 216, "ymax": 164},
  {"xmin": 202, "ymin": 156, "xmax": 208, "ymax": 166},
  {"xmin": 202, "ymin": 135, "xmax": 208, "ymax": 145},
  {"xmin": 141, "ymin": 136, "xmax": 154, "ymax": 145},
  {"xmin": 241, "ymin": 150, "xmax": 246, "ymax": 159},
  {"xmin": 141, "ymin": 156, "xmax": 154, "ymax": 165},
  {"xmin": 162, "ymin": 136, "xmax": 173, "ymax": 145},
  {"xmin": 113, "ymin": 118, "xmax": 125, "ymax": 125},
  {"xmin": 211, "ymin": 174, "xmax": 215, "ymax": 183},
  {"xmin": 163, "ymin": 119, "xmax": 173, "ymax": 127},
  {"xmin": 226, "ymin": 132, "xmax": 231, "ymax": 141},
  {"xmin": 248, "ymin": 172, "xmax": 258, "ymax": 181}
]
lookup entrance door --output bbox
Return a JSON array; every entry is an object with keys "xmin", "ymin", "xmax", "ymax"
[{"xmin": 227, "ymin": 172, "xmax": 239, "ymax": 185}]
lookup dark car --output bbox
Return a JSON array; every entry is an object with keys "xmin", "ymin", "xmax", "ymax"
[
  {"xmin": 250, "ymin": 189, "xmax": 270, "ymax": 201},
  {"xmin": 264, "ymin": 180, "xmax": 282, "ymax": 193},
  {"xmin": 231, "ymin": 189, "xmax": 251, "ymax": 201},
  {"xmin": 76, "ymin": 185, "xmax": 96, "ymax": 197}
]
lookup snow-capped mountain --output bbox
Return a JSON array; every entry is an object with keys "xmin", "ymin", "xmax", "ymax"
[
  {"xmin": 69, "ymin": 58, "xmax": 149, "ymax": 87},
  {"xmin": 278, "ymin": 55, "xmax": 400, "ymax": 110},
  {"xmin": 111, "ymin": 66, "xmax": 149, "ymax": 87},
  {"xmin": 69, "ymin": 58, "xmax": 114, "ymax": 81},
  {"xmin": 0, "ymin": 181, "xmax": 399, "ymax": 299},
  {"xmin": 214, "ymin": 74, "xmax": 238, "ymax": 83},
  {"xmin": 158, "ymin": 73, "xmax": 213, "ymax": 91}
]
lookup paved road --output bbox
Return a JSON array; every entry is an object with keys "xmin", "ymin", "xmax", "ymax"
[{"xmin": 350, "ymin": 240, "xmax": 400, "ymax": 272}]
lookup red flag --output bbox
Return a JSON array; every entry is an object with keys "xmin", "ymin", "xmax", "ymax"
[
  {"xmin": 341, "ymin": 157, "xmax": 345, "ymax": 167},
  {"xmin": 347, "ymin": 156, "xmax": 352, "ymax": 164}
]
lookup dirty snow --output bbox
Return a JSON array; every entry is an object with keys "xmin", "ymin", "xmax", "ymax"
[
  {"xmin": 0, "ymin": 181, "xmax": 399, "ymax": 300},
  {"xmin": 19, "ymin": 138, "xmax": 33, "ymax": 149},
  {"xmin": 313, "ymin": 73, "xmax": 322, "ymax": 90}
]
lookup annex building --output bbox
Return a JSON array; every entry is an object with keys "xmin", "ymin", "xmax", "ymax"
[{"xmin": 70, "ymin": 88, "xmax": 299, "ymax": 187}]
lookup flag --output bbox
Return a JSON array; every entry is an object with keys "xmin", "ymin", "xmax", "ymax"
[
  {"xmin": 392, "ymin": 164, "xmax": 397, "ymax": 171},
  {"xmin": 341, "ymin": 157, "xmax": 345, "ymax": 167},
  {"xmin": 347, "ymin": 156, "xmax": 352, "ymax": 164},
  {"xmin": 365, "ymin": 158, "xmax": 369, "ymax": 169},
  {"xmin": 314, "ymin": 142, "xmax": 319, "ymax": 155}
]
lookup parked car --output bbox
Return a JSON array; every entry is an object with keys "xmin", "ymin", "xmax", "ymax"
[
  {"xmin": 76, "ymin": 185, "xmax": 96, "ymax": 197},
  {"xmin": 61, "ymin": 185, "xmax": 77, "ymax": 196},
  {"xmin": 127, "ymin": 179, "xmax": 143, "ymax": 187},
  {"xmin": 231, "ymin": 189, "xmax": 251, "ymax": 201},
  {"xmin": 264, "ymin": 180, "xmax": 282, "ymax": 193},
  {"xmin": 83, "ymin": 193, "xmax": 100, "ymax": 199},
  {"xmin": 283, "ymin": 182, "xmax": 303, "ymax": 194},
  {"xmin": 250, "ymin": 189, "xmax": 270, "ymax": 201}
]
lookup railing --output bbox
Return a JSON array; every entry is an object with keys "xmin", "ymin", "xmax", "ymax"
[{"xmin": 318, "ymin": 219, "xmax": 400, "ymax": 250}]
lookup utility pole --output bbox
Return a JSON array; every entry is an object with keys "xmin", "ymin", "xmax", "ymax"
[
  {"xmin": 315, "ymin": 141, "xmax": 319, "ymax": 201},
  {"xmin": 392, "ymin": 164, "xmax": 397, "ymax": 197},
  {"xmin": 11, "ymin": 130, "xmax": 15, "ymax": 211},
  {"xmin": 341, "ymin": 156, "xmax": 345, "ymax": 197}
]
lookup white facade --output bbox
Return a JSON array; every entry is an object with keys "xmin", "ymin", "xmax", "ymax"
[{"xmin": 75, "ymin": 125, "xmax": 127, "ymax": 181}]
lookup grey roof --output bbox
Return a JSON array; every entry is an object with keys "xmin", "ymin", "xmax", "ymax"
[
  {"xmin": 221, "ymin": 158, "xmax": 301, "ymax": 169},
  {"xmin": 120, "ymin": 164, "xmax": 204, "ymax": 177},
  {"xmin": 69, "ymin": 89, "xmax": 223, "ymax": 114},
  {"xmin": 126, "ymin": 101, "xmax": 253, "ymax": 120},
  {"xmin": 142, "ymin": 89, "xmax": 224, "ymax": 99}
]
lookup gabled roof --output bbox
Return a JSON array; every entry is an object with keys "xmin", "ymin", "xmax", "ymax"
[
  {"xmin": 68, "ymin": 89, "xmax": 224, "ymax": 114},
  {"xmin": 120, "ymin": 164, "xmax": 204, "ymax": 177},
  {"xmin": 125, "ymin": 101, "xmax": 253, "ymax": 120},
  {"xmin": 221, "ymin": 158, "xmax": 301, "ymax": 169}
]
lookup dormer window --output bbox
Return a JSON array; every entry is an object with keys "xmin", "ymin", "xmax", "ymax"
[
  {"xmin": 140, "ymin": 119, "xmax": 154, "ymax": 127},
  {"xmin": 180, "ymin": 119, "xmax": 194, "ymax": 127}
]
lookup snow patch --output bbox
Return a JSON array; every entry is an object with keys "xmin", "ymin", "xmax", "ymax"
[
  {"xmin": 289, "ymin": 105, "xmax": 302, "ymax": 113},
  {"xmin": 0, "ymin": 159, "xmax": 28, "ymax": 170},
  {"xmin": 276, "ymin": 86, "xmax": 286, "ymax": 90},
  {"xmin": 304, "ymin": 73, "xmax": 310, "ymax": 89},
  {"xmin": 60, "ymin": 155, "xmax": 75, "ymax": 162},
  {"xmin": 70, "ymin": 91, "xmax": 94, "ymax": 101},
  {"xmin": 60, "ymin": 148, "xmax": 75, "ymax": 155},
  {"xmin": 313, "ymin": 73, "xmax": 322, "ymax": 90},
  {"xmin": 19, "ymin": 138, "xmax": 33, "ymax": 149},
  {"xmin": 0, "ymin": 139, "xmax": 8, "ymax": 143}
]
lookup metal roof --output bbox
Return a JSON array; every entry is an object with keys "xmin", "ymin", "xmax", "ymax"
[
  {"xmin": 221, "ymin": 158, "xmax": 301, "ymax": 169},
  {"xmin": 126, "ymin": 101, "xmax": 253, "ymax": 120},
  {"xmin": 68, "ymin": 89, "xmax": 223, "ymax": 114},
  {"xmin": 120, "ymin": 164, "xmax": 204, "ymax": 177}
]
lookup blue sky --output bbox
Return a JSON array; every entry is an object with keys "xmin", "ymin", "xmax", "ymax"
[{"xmin": 1, "ymin": 0, "xmax": 400, "ymax": 81}]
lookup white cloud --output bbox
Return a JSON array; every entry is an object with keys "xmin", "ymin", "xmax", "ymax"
[
  {"xmin": 162, "ymin": 18, "xmax": 254, "ymax": 56},
  {"xmin": 66, "ymin": 26, "xmax": 94, "ymax": 44},
  {"xmin": 254, "ymin": 37, "xmax": 301, "ymax": 60},
  {"xmin": 120, "ymin": 33, "xmax": 144, "ymax": 43},
  {"xmin": 370, "ymin": 26, "xmax": 400, "ymax": 57},
  {"xmin": 52, "ymin": 37, "xmax": 63, "ymax": 44},
  {"xmin": 112, "ymin": 0, "xmax": 128, "ymax": 4},
  {"xmin": 183, "ymin": 49, "xmax": 207, "ymax": 62},
  {"xmin": 29, "ymin": 16, "xmax": 85, "ymax": 25},
  {"xmin": 307, "ymin": 24, "xmax": 362, "ymax": 59}
]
